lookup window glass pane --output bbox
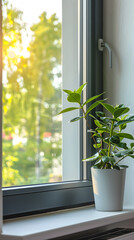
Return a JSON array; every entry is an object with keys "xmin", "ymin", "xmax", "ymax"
[{"xmin": 2, "ymin": 0, "xmax": 62, "ymax": 186}]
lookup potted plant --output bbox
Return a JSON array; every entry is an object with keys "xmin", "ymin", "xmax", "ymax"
[{"xmin": 59, "ymin": 83, "xmax": 134, "ymax": 211}]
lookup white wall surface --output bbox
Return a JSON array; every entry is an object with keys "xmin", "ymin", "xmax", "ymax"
[{"xmin": 103, "ymin": 0, "xmax": 134, "ymax": 208}]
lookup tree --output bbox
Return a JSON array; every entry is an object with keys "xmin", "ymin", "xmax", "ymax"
[
  {"xmin": 2, "ymin": 0, "xmax": 26, "ymax": 186},
  {"xmin": 3, "ymin": 3, "xmax": 62, "ymax": 186}
]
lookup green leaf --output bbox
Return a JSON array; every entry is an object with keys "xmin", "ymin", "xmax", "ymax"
[
  {"xmin": 94, "ymin": 120, "xmax": 102, "ymax": 128},
  {"xmin": 115, "ymin": 104, "xmax": 125, "ymax": 110},
  {"xmin": 119, "ymin": 123, "xmax": 127, "ymax": 131},
  {"xmin": 116, "ymin": 142, "xmax": 128, "ymax": 149},
  {"xmin": 119, "ymin": 165, "xmax": 128, "ymax": 168},
  {"xmin": 70, "ymin": 116, "xmax": 83, "ymax": 122},
  {"xmin": 96, "ymin": 111, "xmax": 105, "ymax": 117},
  {"xmin": 99, "ymin": 102, "xmax": 115, "ymax": 115},
  {"xmin": 67, "ymin": 92, "xmax": 81, "ymax": 104},
  {"xmin": 100, "ymin": 117, "xmax": 117, "ymax": 122},
  {"xmin": 110, "ymin": 135, "xmax": 120, "ymax": 144},
  {"xmin": 96, "ymin": 127, "xmax": 110, "ymax": 134},
  {"xmin": 93, "ymin": 133, "xmax": 103, "ymax": 139},
  {"xmin": 93, "ymin": 143, "xmax": 101, "ymax": 149},
  {"xmin": 102, "ymin": 156, "xmax": 115, "ymax": 163},
  {"xmin": 63, "ymin": 89, "xmax": 72, "ymax": 94},
  {"xmin": 94, "ymin": 162, "xmax": 104, "ymax": 169},
  {"xmin": 119, "ymin": 115, "xmax": 128, "ymax": 131},
  {"xmin": 88, "ymin": 129, "xmax": 96, "ymax": 133},
  {"xmin": 86, "ymin": 100, "xmax": 104, "ymax": 116},
  {"xmin": 115, "ymin": 133, "xmax": 134, "ymax": 140},
  {"xmin": 113, "ymin": 165, "xmax": 120, "ymax": 170},
  {"xmin": 128, "ymin": 154, "xmax": 134, "ymax": 159},
  {"xmin": 103, "ymin": 137, "xmax": 110, "ymax": 144},
  {"xmin": 89, "ymin": 114, "xmax": 98, "ymax": 121},
  {"xmin": 130, "ymin": 143, "xmax": 134, "ymax": 148},
  {"xmin": 83, "ymin": 92, "xmax": 104, "ymax": 106},
  {"xmin": 76, "ymin": 83, "xmax": 87, "ymax": 94},
  {"xmin": 82, "ymin": 152, "xmax": 99, "ymax": 162},
  {"xmin": 114, "ymin": 107, "xmax": 130, "ymax": 118},
  {"xmin": 99, "ymin": 149, "xmax": 108, "ymax": 156},
  {"xmin": 115, "ymin": 116, "xmax": 134, "ymax": 127},
  {"xmin": 115, "ymin": 149, "xmax": 133, "ymax": 157},
  {"xmin": 120, "ymin": 114, "xmax": 129, "ymax": 120},
  {"xmin": 89, "ymin": 114, "xmax": 107, "ymax": 127},
  {"xmin": 58, "ymin": 107, "xmax": 80, "ymax": 115}
]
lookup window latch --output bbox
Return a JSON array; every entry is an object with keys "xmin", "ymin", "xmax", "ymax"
[{"xmin": 98, "ymin": 39, "xmax": 112, "ymax": 68}]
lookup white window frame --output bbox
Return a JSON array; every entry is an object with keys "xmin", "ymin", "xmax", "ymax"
[
  {"xmin": 1, "ymin": 0, "xmax": 103, "ymax": 222},
  {"xmin": 62, "ymin": 0, "xmax": 80, "ymax": 181}
]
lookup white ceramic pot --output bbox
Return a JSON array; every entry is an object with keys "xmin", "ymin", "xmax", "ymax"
[{"xmin": 91, "ymin": 167, "xmax": 126, "ymax": 211}]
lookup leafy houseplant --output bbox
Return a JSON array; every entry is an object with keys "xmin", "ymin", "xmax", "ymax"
[{"xmin": 59, "ymin": 83, "xmax": 134, "ymax": 211}]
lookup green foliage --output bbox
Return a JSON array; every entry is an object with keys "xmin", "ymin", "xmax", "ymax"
[
  {"xmin": 83, "ymin": 92, "xmax": 104, "ymax": 106},
  {"xmin": 59, "ymin": 83, "xmax": 134, "ymax": 170},
  {"xmin": 2, "ymin": 1, "xmax": 62, "ymax": 186},
  {"xmin": 59, "ymin": 107, "xmax": 80, "ymax": 114},
  {"xmin": 67, "ymin": 93, "xmax": 81, "ymax": 104}
]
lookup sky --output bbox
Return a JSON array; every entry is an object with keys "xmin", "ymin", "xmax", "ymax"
[
  {"xmin": 9, "ymin": 0, "xmax": 62, "ymax": 57},
  {"xmin": 4, "ymin": 0, "xmax": 62, "ymax": 87},
  {"xmin": 11, "ymin": 0, "xmax": 62, "ymax": 24}
]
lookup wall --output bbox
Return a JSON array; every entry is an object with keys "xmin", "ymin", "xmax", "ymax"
[{"xmin": 103, "ymin": 0, "xmax": 134, "ymax": 208}]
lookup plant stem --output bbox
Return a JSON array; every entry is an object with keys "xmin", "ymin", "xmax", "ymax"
[
  {"xmin": 108, "ymin": 120, "xmax": 114, "ymax": 157},
  {"xmin": 81, "ymin": 105, "xmax": 98, "ymax": 149},
  {"xmin": 100, "ymin": 133, "xmax": 103, "ymax": 149},
  {"xmin": 116, "ymin": 155, "xmax": 126, "ymax": 165}
]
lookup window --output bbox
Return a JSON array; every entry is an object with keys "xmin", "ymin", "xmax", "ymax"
[
  {"xmin": 3, "ymin": 0, "xmax": 62, "ymax": 187},
  {"xmin": 2, "ymin": 0, "xmax": 103, "ymax": 219}
]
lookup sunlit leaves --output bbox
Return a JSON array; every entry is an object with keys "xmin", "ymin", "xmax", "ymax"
[
  {"xmin": 96, "ymin": 127, "xmax": 110, "ymax": 134},
  {"xmin": 116, "ymin": 133, "xmax": 134, "ymax": 140},
  {"xmin": 115, "ymin": 149, "xmax": 133, "ymax": 158},
  {"xmin": 58, "ymin": 107, "xmax": 80, "ymax": 115},
  {"xmin": 130, "ymin": 143, "xmax": 134, "ymax": 148},
  {"xmin": 76, "ymin": 82, "xmax": 87, "ymax": 95},
  {"xmin": 63, "ymin": 83, "xmax": 87, "ymax": 104},
  {"xmin": 83, "ymin": 152, "xmax": 99, "ymax": 162},
  {"xmin": 102, "ymin": 156, "xmax": 115, "ymax": 163},
  {"xmin": 86, "ymin": 100, "xmax": 104, "ymax": 116},
  {"xmin": 63, "ymin": 90, "xmax": 72, "ymax": 94},
  {"xmin": 115, "ymin": 116, "xmax": 134, "ymax": 127},
  {"xmin": 93, "ymin": 143, "xmax": 101, "ymax": 149},
  {"xmin": 99, "ymin": 102, "xmax": 115, "ymax": 115},
  {"xmin": 91, "ymin": 101, "xmax": 134, "ymax": 169},
  {"xmin": 67, "ymin": 93, "xmax": 81, "ymax": 104},
  {"xmin": 96, "ymin": 111, "xmax": 105, "ymax": 118},
  {"xmin": 114, "ymin": 107, "xmax": 130, "ymax": 118},
  {"xmin": 110, "ymin": 135, "xmax": 120, "ymax": 144},
  {"xmin": 60, "ymin": 78, "xmax": 134, "ymax": 170},
  {"xmin": 70, "ymin": 116, "xmax": 83, "ymax": 123},
  {"xmin": 119, "ymin": 165, "xmax": 128, "ymax": 168},
  {"xmin": 94, "ymin": 120, "xmax": 102, "ymax": 128},
  {"xmin": 116, "ymin": 142, "xmax": 128, "ymax": 149},
  {"xmin": 3, "ymin": 2, "xmax": 62, "ymax": 186},
  {"xmin": 83, "ymin": 92, "xmax": 104, "ymax": 106}
]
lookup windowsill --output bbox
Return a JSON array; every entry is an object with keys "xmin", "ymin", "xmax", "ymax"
[{"xmin": 1, "ymin": 205, "xmax": 134, "ymax": 240}]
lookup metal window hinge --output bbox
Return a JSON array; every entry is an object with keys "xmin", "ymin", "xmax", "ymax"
[{"xmin": 98, "ymin": 38, "xmax": 112, "ymax": 68}]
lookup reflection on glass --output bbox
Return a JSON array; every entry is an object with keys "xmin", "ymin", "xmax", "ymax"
[{"xmin": 2, "ymin": 0, "xmax": 62, "ymax": 186}]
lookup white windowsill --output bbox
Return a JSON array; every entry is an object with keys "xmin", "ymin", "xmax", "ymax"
[{"xmin": 1, "ymin": 205, "xmax": 134, "ymax": 240}]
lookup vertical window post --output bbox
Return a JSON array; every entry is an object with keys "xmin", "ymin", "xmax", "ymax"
[
  {"xmin": 85, "ymin": 0, "xmax": 103, "ymax": 180},
  {"xmin": 62, "ymin": 0, "xmax": 80, "ymax": 181}
]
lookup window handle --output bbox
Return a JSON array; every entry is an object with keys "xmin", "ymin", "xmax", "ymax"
[{"xmin": 98, "ymin": 39, "xmax": 112, "ymax": 68}]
